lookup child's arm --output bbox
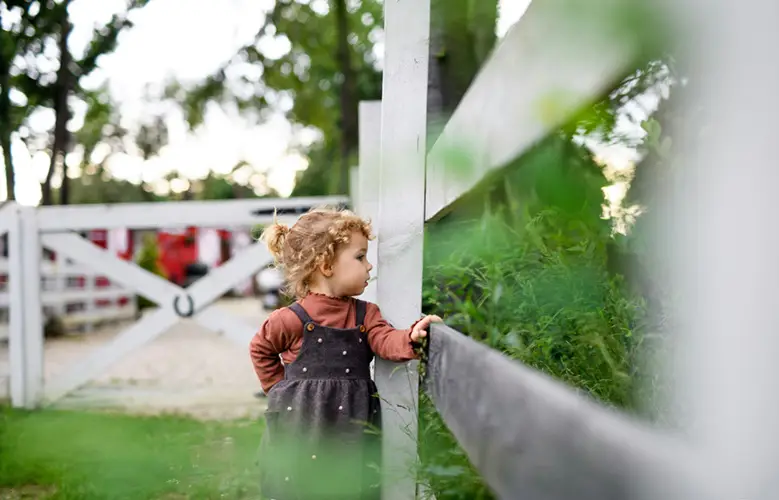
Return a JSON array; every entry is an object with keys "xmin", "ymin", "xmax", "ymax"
[
  {"xmin": 249, "ymin": 309, "xmax": 297, "ymax": 393},
  {"xmin": 364, "ymin": 302, "xmax": 441, "ymax": 361}
]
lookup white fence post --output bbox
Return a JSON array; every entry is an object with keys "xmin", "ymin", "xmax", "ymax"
[
  {"xmin": 358, "ymin": 101, "xmax": 382, "ymax": 384},
  {"xmin": 375, "ymin": 0, "xmax": 430, "ymax": 497},
  {"xmin": 9, "ymin": 205, "xmax": 44, "ymax": 408},
  {"xmin": 665, "ymin": 1, "xmax": 779, "ymax": 498},
  {"xmin": 358, "ymin": 101, "xmax": 382, "ymax": 304},
  {"xmin": 7, "ymin": 205, "xmax": 23, "ymax": 406},
  {"xmin": 349, "ymin": 166, "xmax": 360, "ymax": 216}
]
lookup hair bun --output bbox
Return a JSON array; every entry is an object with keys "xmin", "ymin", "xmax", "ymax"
[{"xmin": 262, "ymin": 221, "xmax": 290, "ymax": 261}]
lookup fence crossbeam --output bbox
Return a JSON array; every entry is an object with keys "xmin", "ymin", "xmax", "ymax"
[{"xmin": 425, "ymin": 324, "xmax": 704, "ymax": 500}]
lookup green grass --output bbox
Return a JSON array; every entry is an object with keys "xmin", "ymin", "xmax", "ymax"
[{"xmin": 0, "ymin": 408, "xmax": 264, "ymax": 500}]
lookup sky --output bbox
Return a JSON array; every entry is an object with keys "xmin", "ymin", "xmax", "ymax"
[{"xmin": 1, "ymin": 0, "xmax": 647, "ymax": 207}]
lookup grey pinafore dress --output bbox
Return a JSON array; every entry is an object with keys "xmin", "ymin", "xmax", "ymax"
[{"xmin": 260, "ymin": 299, "xmax": 382, "ymax": 500}]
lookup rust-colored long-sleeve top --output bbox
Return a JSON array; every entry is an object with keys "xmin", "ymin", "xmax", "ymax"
[{"xmin": 249, "ymin": 293, "xmax": 419, "ymax": 393}]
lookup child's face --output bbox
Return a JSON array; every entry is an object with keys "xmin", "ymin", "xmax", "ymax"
[{"xmin": 330, "ymin": 231, "xmax": 373, "ymax": 297}]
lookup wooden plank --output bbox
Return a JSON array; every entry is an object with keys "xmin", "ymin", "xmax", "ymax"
[
  {"xmin": 357, "ymin": 101, "xmax": 383, "ymax": 384},
  {"xmin": 187, "ymin": 242, "xmax": 272, "ymax": 344},
  {"xmin": 186, "ymin": 241, "xmax": 273, "ymax": 313},
  {"xmin": 0, "ymin": 305, "xmax": 137, "ymax": 341},
  {"xmin": 425, "ymin": 323, "xmax": 704, "ymax": 499},
  {"xmin": 665, "ymin": 0, "xmax": 779, "ymax": 497},
  {"xmin": 21, "ymin": 206, "xmax": 44, "ymax": 408},
  {"xmin": 375, "ymin": 0, "xmax": 429, "ymax": 497},
  {"xmin": 43, "ymin": 308, "xmax": 180, "ymax": 403},
  {"xmin": 9, "ymin": 207, "xmax": 45, "ymax": 408},
  {"xmin": 7, "ymin": 205, "xmax": 26, "ymax": 407},
  {"xmin": 1, "ymin": 259, "xmax": 76, "ymax": 274},
  {"xmin": 424, "ymin": 0, "xmax": 639, "ymax": 220},
  {"xmin": 357, "ymin": 101, "xmax": 382, "ymax": 305},
  {"xmin": 0, "ymin": 257, "xmax": 130, "ymax": 277},
  {"xmin": 349, "ymin": 166, "xmax": 360, "ymax": 214},
  {"xmin": 41, "ymin": 233, "xmax": 179, "ymax": 304},
  {"xmin": 0, "ymin": 287, "xmax": 131, "ymax": 307},
  {"xmin": 41, "ymin": 260, "xmax": 107, "ymax": 276},
  {"xmin": 36, "ymin": 196, "xmax": 348, "ymax": 232}
]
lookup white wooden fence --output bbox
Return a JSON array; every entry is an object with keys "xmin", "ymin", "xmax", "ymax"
[
  {"xmin": 0, "ymin": 257, "xmax": 136, "ymax": 341},
  {"xmin": 0, "ymin": 196, "xmax": 347, "ymax": 409},
  {"xmin": 352, "ymin": 1, "xmax": 652, "ymax": 498},
  {"xmin": 352, "ymin": 0, "xmax": 779, "ymax": 498},
  {"xmin": 1, "ymin": 0, "xmax": 774, "ymax": 496}
]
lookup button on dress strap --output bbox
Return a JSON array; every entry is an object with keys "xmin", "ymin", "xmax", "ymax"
[
  {"xmin": 288, "ymin": 302, "xmax": 314, "ymax": 328},
  {"xmin": 354, "ymin": 299, "xmax": 367, "ymax": 328}
]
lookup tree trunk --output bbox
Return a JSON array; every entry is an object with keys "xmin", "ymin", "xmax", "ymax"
[
  {"xmin": 0, "ymin": 120, "xmax": 14, "ymax": 201},
  {"xmin": 0, "ymin": 37, "xmax": 16, "ymax": 201},
  {"xmin": 333, "ymin": 0, "xmax": 359, "ymax": 195},
  {"xmin": 427, "ymin": 0, "xmax": 448, "ymax": 148},
  {"xmin": 470, "ymin": 0, "xmax": 499, "ymax": 67},
  {"xmin": 427, "ymin": 0, "xmax": 499, "ymax": 145},
  {"xmin": 43, "ymin": 9, "xmax": 72, "ymax": 206},
  {"xmin": 1, "ymin": 135, "xmax": 13, "ymax": 201}
]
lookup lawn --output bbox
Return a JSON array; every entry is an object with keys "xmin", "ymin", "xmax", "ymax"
[{"xmin": 0, "ymin": 407, "xmax": 264, "ymax": 500}]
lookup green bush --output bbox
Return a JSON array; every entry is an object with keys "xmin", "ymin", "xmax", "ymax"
[
  {"xmin": 135, "ymin": 233, "xmax": 167, "ymax": 311},
  {"xmin": 417, "ymin": 136, "xmax": 652, "ymax": 498}
]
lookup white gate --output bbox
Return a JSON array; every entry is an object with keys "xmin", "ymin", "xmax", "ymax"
[{"xmin": 0, "ymin": 196, "xmax": 347, "ymax": 408}]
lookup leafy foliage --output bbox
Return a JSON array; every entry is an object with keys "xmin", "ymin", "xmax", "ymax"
[
  {"xmin": 417, "ymin": 136, "xmax": 654, "ymax": 498},
  {"xmin": 135, "ymin": 233, "xmax": 166, "ymax": 310},
  {"xmin": 60, "ymin": 171, "xmax": 162, "ymax": 205},
  {"xmin": 168, "ymin": 0, "xmax": 384, "ymax": 195}
]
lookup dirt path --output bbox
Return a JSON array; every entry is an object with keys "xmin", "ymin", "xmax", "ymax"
[{"xmin": 0, "ymin": 298, "xmax": 269, "ymax": 420}]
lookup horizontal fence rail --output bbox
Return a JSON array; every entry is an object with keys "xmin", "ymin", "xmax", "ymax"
[
  {"xmin": 34, "ymin": 196, "xmax": 350, "ymax": 232},
  {"xmin": 424, "ymin": 0, "xmax": 640, "ymax": 221},
  {"xmin": 424, "ymin": 323, "xmax": 705, "ymax": 500},
  {"xmin": 0, "ymin": 257, "xmax": 136, "ymax": 340}
]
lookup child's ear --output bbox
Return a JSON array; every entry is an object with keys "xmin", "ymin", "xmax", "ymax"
[{"xmin": 319, "ymin": 261, "xmax": 334, "ymax": 277}]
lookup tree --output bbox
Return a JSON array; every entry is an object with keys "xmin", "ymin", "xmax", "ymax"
[
  {"xmin": 134, "ymin": 108, "xmax": 169, "ymax": 201},
  {"xmin": 168, "ymin": 0, "xmax": 384, "ymax": 196},
  {"xmin": 0, "ymin": 0, "xmax": 62, "ymax": 200},
  {"xmin": 43, "ymin": 0, "xmax": 73, "ymax": 206},
  {"xmin": 74, "ymin": 85, "xmax": 129, "ymax": 174},
  {"xmin": 0, "ymin": 0, "xmax": 152, "ymax": 204},
  {"xmin": 57, "ymin": 168, "xmax": 165, "ymax": 204}
]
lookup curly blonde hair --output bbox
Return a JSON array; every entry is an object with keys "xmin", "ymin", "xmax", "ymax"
[{"xmin": 260, "ymin": 206, "xmax": 374, "ymax": 298}]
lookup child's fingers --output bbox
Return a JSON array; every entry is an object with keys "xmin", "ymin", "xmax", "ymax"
[
  {"xmin": 419, "ymin": 315, "xmax": 442, "ymax": 327},
  {"xmin": 411, "ymin": 327, "xmax": 428, "ymax": 341}
]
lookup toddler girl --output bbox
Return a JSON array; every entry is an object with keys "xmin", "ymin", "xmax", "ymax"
[{"xmin": 249, "ymin": 206, "xmax": 440, "ymax": 500}]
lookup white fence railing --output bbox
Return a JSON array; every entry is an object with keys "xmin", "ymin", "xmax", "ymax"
[
  {"xmin": 356, "ymin": 0, "xmax": 779, "ymax": 497},
  {"xmin": 0, "ymin": 257, "xmax": 136, "ymax": 341},
  {"xmin": 352, "ymin": 1, "xmax": 649, "ymax": 498},
  {"xmin": 0, "ymin": 196, "xmax": 348, "ymax": 409}
]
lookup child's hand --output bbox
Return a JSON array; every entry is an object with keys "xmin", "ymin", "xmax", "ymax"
[{"xmin": 410, "ymin": 315, "xmax": 443, "ymax": 342}]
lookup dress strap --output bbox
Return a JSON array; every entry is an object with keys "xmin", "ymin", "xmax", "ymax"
[
  {"xmin": 288, "ymin": 302, "xmax": 315, "ymax": 330},
  {"xmin": 355, "ymin": 299, "xmax": 367, "ymax": 329}
]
